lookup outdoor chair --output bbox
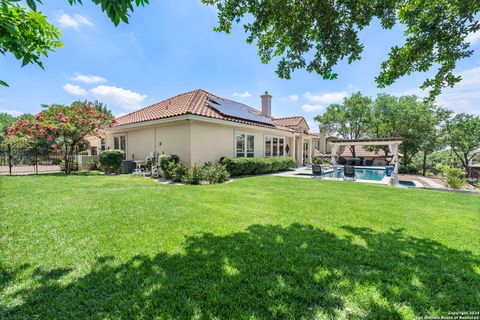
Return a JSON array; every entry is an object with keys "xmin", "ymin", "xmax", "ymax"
[
  {"xmin": 348, "ymin": 158, "xmax": 357, "ymax": 166},
  {"xmin": 343, "ymin": 165, "xmax": 356, "ymax": 181},
  {"xmin": 358, "ymin": 157, "xmax": 364, "ymax": 166},
  {"xmin": 338, "ymin": 157, "xmax": 348, "ymax": 165},
  {"xmin": 312, "ymin": 164, "xmax": 323, "ymax": 176},
  {"xmin": 365, "ymin": 159, "xmax": 374, "ymax": 166}
]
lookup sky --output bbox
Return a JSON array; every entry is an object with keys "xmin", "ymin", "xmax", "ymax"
[{"xmin": 1, "ymin": 0, "xmax": 479, "ymax": 130}]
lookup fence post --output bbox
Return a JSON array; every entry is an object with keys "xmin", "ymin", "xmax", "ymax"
[
  {"xmin": 35, "ymin": 149, "xmax": 38, "ymax": 175},
  {"xmin": 7, "ymin": 144, "xmax": 12, "ymax": 176}
]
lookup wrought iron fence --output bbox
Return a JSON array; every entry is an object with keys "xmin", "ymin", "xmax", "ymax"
[{"xmin": 0, "ymin": 145, "xmax": 68, "ymax": 175}]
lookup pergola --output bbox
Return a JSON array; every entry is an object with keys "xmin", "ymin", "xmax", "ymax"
[{"xmin": 329, "ymin": 138, "xmax": 403, "ymax": 173}]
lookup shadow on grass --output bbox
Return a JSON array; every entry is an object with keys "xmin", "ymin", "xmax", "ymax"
[{"xmin": 2, "ymin": 224, "xmax": 479, "ymax": 319}]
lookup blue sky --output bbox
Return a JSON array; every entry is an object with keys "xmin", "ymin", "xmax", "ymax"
[{"xmin": 1, "ymin": 0, "xmax": 479, "ymax": 130}]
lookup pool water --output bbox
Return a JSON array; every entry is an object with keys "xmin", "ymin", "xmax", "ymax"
[{"xmin": 321, "ymin": 168, "xmax": 386, "ymax": 181}]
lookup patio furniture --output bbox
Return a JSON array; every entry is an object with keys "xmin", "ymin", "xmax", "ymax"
[
  {"xmin": 343, "ymin": 165, "xmax": 356, "ymax": 181},
  {"xmin": 348, "ymin": 158, "xmax": 357, "ymax": 166},
  {"xmin": 312, "ymin": 164, "xmax": 323, "ymax": 176},
  {"xmin": 358, "ymin": 157, "xmax": 364, "ymax": 166},
  {"xmin": 338, "ymin": 157, "xmax": 347, "ymax": 165},
  {"xmin": 365, "ymin": 159, "xmax": 374, "ymax": 166}
]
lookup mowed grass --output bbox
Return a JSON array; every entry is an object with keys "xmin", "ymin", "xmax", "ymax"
[{"xmin": 0, "ymin": 173, "xmax": 479, "ymax": 319}]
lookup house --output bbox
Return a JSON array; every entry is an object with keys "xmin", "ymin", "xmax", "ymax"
[{"xmin": 92, "ymin": 89, "xmax": 318, "ymax": 167}]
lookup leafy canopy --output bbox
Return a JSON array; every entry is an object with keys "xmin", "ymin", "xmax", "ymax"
[
  {"xmin": 446, "ymin": 114, "xmax": 480, "ymax": 170},
  {"xmin": 203, "ymin": 0, "xmax": 480, "ymax": 99}
]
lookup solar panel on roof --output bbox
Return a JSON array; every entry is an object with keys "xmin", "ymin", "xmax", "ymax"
[{"xmin": 207, "ymin": 96, "xmax": 275, "ymax": 126}]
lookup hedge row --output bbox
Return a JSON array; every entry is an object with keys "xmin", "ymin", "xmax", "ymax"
[{"xmin": 222, "ymin": 156, "xmax": 296, "ymax": 176}]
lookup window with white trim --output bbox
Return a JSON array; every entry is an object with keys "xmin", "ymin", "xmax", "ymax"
[
  {"xmin": 265, "ymin": 136, "xmax": 285, "ymax": 157},
  {"xmin": 236, "ymin": 133, "xmax": 254, "ymax": 157}
]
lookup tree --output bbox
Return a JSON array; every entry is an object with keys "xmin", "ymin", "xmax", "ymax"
[
  {"xmin": 445, "ymin": 114, "xmax": 480, "ymax": 171},
  {"xmin": 73, "ymin": 100, "xmax": 113, "ymax": 117},
  {"xmin": 315, "ymin": 92, "xmax": 372, "ymax": 157},
  {"xmin": 0, "ymin": 112, "xmax": 15, "ymax": 143},
  {"xmin": 1, "ymin": 0, "xmax": 149, "ymax": 86},
  {"xmin": 204, "ymin": 0, "xmax": 480, "ymax": 99},
  {"xmin": 7, "ymin": 102, "xmax": 115, "ymax": 174},
  {"xmin": 418, "ymin": 107, "xmax": 451, "ymax": 176}
]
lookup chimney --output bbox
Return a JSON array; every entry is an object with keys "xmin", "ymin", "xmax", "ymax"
[{"xmin": 261, "ymin": 91, "xmax": 272, "ymax": 117}]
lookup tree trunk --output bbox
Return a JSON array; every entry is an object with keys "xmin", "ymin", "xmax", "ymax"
[
  {"xmin": 63, "ymin": 144, "xmax": 69, "ymax": 174},
  {"xmin": 350, "ymin": 146, "xmax": 356, "ymax": 158},
  {"xmin": 422, "ymin": 151, "xmax": 428, "ymax": 176}
]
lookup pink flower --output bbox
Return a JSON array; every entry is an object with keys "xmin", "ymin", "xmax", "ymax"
[{"xmin": 47, "ymin": 135, "xmax": 53, "ymax": 140}]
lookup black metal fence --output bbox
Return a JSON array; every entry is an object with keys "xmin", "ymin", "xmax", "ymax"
[{"xmin": 0, "ymin": 145, "xmax": 67, "ymax": 175}]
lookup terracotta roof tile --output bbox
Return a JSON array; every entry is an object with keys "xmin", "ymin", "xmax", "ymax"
[
  {"xmin": 272, "ymin": 116, "xmax": 305, "ymax": 128},
  {"xmin": 114, "ymin": 89, "xmax": 304, "ymax": 132}
]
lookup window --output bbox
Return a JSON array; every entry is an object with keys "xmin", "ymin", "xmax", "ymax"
[
  {"xmin": 101, "ymin": 138, "xmax": 106, "ymax": 151},
  {"xmin": 265, "ymin": 137, "xmax": 272, "ymax": 157},
  {"xmin": 265, "ymin": 136, "xmax": 285, "ymax": 157},
  {"xmin": 91, "ymin": 146, "xmax": 98, "ymax": 156},
  {"xmin": 236, "ymin": 133, "xmax": 254, "ymax": 157},
  {"xmin": 114, "ymin": 135, "xmax": 127, "ymax": 159},
  {"xmin": 279, "ymin": 138, "xmax": 285, "ymax": 156},
  {"xmin": 246, "ymin": 135, "xmax": 254, "ymax": 157}
]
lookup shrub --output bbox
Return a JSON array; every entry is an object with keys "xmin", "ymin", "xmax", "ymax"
[
  {"xmin": 59, "ymin": 160, "xmax": 78, "ymax": 172},
  {"xmin": 222, "ymin": 156, "xmax": 295, "ymax": 176},
  {"xmin": 159, "ymin": 154, "xmax": 180, "ymax": 177},
  {"xmin": 86, "ymin": 160, "xmax": 99, "ymax": 171},
  {"xmin": 203, "ymin": 163, "xmax": 230, "ymax": 184},
  {"xmin": 190, "ymin": 165, "xmax": 206, "ymax": 185},
  {"xmin": 166, "ymin": 162, "xmax": 189, "ymax": 183},
  {"xmin": 398, "ymin": 165, "xmax": 419, "ymax": 174},
  {"xmin": 436, "ymin": 164, "xmax": 466, "ymax": 190},
  {"xmin": 51, "ymin": 159, "xmax": 62, "ymax": 165},
  {"xmin": 78, "ymin": 150, "xmax": 88, "ymax": 155},
  {"xmin": 99, "ymin": 149, "xmax": 124, "ymax": 174}
]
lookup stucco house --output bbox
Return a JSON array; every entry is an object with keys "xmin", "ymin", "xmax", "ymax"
[{"xmin": 89, "ymin": 89, "xmax": 318, "ymax": 167}]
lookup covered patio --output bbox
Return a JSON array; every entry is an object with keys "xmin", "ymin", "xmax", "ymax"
[{"xmin": 329, "ymin": 138, "xmax": 403, "ymax": 173}]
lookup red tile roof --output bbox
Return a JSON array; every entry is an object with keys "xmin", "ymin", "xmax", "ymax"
[
  {"xmin": 272, "ymin": 116, "xmax": 305, "ymax": 128},
  {"xmin": 114, "ymin": 89, "xmax": 302, "ymax": 132}
]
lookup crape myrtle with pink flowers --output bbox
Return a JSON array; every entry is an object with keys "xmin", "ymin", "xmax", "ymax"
[{"xmin": 7, "ymin": 103, "xmax": 115, "ymax": 174}]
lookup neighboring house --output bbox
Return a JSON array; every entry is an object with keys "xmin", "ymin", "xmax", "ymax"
[{"xmin": 92, "ymin": 89, "xmax": 318, "ymax": 166}]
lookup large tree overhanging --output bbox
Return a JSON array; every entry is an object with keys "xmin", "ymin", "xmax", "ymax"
[
  {"xmin": 0, "ymin": 0, "xmax": 149, "ymax": 86},
  {"xmin": 202, "ymin": 0, "xmax": 480, "ymax": 99}
]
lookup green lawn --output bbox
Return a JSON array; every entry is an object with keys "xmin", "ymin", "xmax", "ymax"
[{"xmin": 1, "ymin": 173, "xmax": 479, "ymax": 319}]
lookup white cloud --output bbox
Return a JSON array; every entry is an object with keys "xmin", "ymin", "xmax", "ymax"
[
  {"xmin": 398, "ymin": 66, "xmax": 480, "ymax": 115},
  {"xmin": 302, "ymin": 104, "xmax": 325, "ymax": 112},
  {"xmin": 115, "ymin": 112, "xmax": 128, "ymax": 118},
  {"xmin": 90, "ymin": 85, "xmax": 147, "ymax": 109},
  {"xmin": 465, "ymin": 30, "xmax": 480, "ymax": 44},
  {"xmin": 280, "ymin": 95, "xmax": 299, "ymax": 102},
  {"xmin": 232, "ymin": 91, "xmax": 251, "ymax": 98},
  {"xmin": 304, "ymin": 91, "xmax": 347, "ymax": 104},
  {"xmin": 0, "ymin": 108, "xmax": 23, "ymax": 117},
  {"xmin": 63, "ymin": 83, "xmax": 87, "ymax": 95},
  {"xmin": 57, "ymin": 13, "xmax": 93, "ymax": 30},
  {"xmin": 71, "ymin": 73, "xmax": 107, "ymax": 84}
]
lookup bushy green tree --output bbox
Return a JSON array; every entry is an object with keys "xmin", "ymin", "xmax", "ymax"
[
  {"xmin": 315, "ymin": 92, "xmax": 373, "ymax": 157},
  {"xmin": 446, "ymin": 114, "xmax": 480, "ymax": 171},
  {"xmin": 204, "ymin": 0, "xmax": 480, "ymax": 99}
]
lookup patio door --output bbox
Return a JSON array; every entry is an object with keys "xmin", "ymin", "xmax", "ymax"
[{"xmin": 303, "ymin": 142, "xmax": 309, "ymax": 162}]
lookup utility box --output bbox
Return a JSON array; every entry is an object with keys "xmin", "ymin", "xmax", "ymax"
[{"xmin": 121, "ymin": 160, "xmax": 134, "ymax": 174}]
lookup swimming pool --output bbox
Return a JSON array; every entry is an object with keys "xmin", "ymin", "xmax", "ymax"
[{"xmin": 321, "ymin": 167, "xmax": 386, "ymax": 181}]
